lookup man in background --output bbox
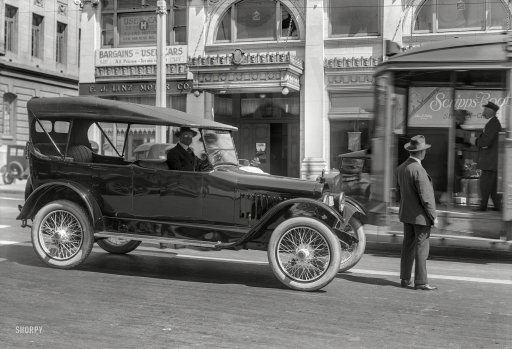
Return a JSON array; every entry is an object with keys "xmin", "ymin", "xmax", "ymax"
[{"xmin": 471, "ymin": 101, "xmax": 502, "ymax": 211}]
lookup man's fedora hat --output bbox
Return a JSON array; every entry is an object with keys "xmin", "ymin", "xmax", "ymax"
[
  {"xmin": 482, "ymin": 101, "xmax": 500, "ymax": 112},
  {"xmin": 175, "ymin": 127, "xmax": 198, "ymax": 137},
  {"xmin": 404, "ymin": 135, "xmax": 431, "ymax": 151}
]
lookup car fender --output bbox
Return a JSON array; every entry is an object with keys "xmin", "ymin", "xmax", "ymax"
[
  {"xmin": 342, "ymin": 196, "xmax": 367, "ymax": 224},
  {"xmin": 17, "ymin": 181, "xmax": 104, "ymax": 230},
  {"xmin": 230, "ymin": 198, "xmax": 344, "ymax": 247}
]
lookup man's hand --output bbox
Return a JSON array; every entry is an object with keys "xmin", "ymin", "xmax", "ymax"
[
  {"xmin": 469, "ymin": 132, "xmax": 477, "ymax": 146},
  {"xmin": 433, "ymin": 218, "xmax": 439, "ymax": 227}
]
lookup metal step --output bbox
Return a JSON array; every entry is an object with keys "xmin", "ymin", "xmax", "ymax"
[{"xmin": 94, "ymin": 232, "xmax": 222, "ymax": 249}]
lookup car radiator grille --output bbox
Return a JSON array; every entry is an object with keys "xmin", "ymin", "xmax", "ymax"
[{"xmin": 239, "ymin": 193, "xmax": 288, "ymax": 221}]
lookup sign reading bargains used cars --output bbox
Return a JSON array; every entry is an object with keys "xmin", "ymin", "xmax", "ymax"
[{"xmin": 95, "ymin": 46, "xmax": 188, "ymax": 67}]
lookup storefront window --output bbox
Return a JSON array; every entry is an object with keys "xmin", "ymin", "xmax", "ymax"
[
  {"xmin": 329, "ymin": 0, "xmax": 380, "ymax": 37},
  {"xmin": 328, "ymin": 93, "xmax": 373, "ymax": 167},
  {"xmin": 414, "ymin": 0, "xmax": 511, "ymax": 32},
  {"xmin": 100, "ymin": 0, "xmax": 186, "ymax": 47},
  {"xmin": 214, "ymin": 0, "xmax": 298, "ymax": 43}
]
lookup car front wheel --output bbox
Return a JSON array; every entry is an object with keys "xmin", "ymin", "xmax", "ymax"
[
  {"xmin": 97, "ymin": 238, "xmax": 141, "ymax": 254},
  {"xmin": 31, "ymin": 200, "xmax": 94, "ymax": 269},
  {"xmin": 267, "ymin": 217, "xmax": 341, "ymax": 291}
]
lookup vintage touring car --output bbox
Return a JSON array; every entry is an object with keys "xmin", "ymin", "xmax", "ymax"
[{"xmin": 17, "ymin": 97, "xmax": 366, "ymax": 291}]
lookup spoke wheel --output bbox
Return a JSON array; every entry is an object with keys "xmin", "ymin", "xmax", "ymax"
[
  {"xmin": 31, "ymin": 200, "xmax": 93, "ymax": 269},
  {"xmin": 277, "ymin": 227, "xmax": 331, "ymax": 282},
  {"xmin": 39, "ymin": 210, "xmax": 84, "ymax": 260},
  {"xmin": 268, "ymin": 217, "xmax": 341, "ymax": 292},
  {"xmin": 97, "ymin": 238, "xmax": 141, "ymax": 254}
]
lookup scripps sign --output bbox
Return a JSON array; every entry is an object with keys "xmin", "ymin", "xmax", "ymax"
[
  {"xmin": 429, "ymin": 91, "xmax": 510, "ymax": 112},
  {"xmin": 409, "ymin": 87, "xmax": 508, "ymax": 128}
]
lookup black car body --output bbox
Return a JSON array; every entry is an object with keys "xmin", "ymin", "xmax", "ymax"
[{"xmin": 18, "ymin": 97, "xmax": 366, "ymax": 291}]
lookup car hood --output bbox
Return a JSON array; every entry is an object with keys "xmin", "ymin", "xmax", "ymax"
[{"xmin": 213, "ymin": 166, "xmax": 324, "ymax": 198}]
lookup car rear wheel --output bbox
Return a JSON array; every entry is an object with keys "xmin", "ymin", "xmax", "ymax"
[
  {"xmin": 338, "ymin": 217, "xmax": 366, "ymax": 272},
  {"xmin": 97, "ymin": 238, "xmax": 141, "ymax": 254},
  {"xmin": 267, "ymin": 217, "xmax": 341, "ymax": 291},
  {"xmin": 31, "ymin": 200, "xmax": 94, "ymax": 269}
]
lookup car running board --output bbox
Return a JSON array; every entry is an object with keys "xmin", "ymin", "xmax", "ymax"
[{"xmin": 94, "ymin": 232, "xmax": 222, "ymax": 250}]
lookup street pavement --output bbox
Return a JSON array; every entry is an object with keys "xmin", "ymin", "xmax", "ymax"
[{"xmin": 0, "ymin": 192, "xmax": 511, "ymax": 348}]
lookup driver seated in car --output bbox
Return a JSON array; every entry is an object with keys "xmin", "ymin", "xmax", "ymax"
[{"xmin": 166, "ymin": 127, "xmax": 202, "ymax": 171}]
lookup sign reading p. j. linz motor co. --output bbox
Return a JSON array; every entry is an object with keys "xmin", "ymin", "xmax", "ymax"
[
  {"xmin": 95, "ymin": 46, "xmax": 188, "ymax": 67},
  {"xmin": 79, "ymin": 81, "xmax": 193, "ymax": 96}
]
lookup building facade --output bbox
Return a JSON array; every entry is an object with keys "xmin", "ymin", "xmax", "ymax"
[
  {"xmin": 76, "ymin": 0, "xmax": 512, "ymax": 178},
  {"xmin": 0, "ymin": 0, "xmax": 81, "ymax": 167}
]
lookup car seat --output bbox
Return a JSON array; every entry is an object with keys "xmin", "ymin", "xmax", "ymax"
[{"xmin": 68, "ymin": 145, "xmax": 93, "ymax": 163}]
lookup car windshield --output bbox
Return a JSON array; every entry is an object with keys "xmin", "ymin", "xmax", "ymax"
[{"xmin": 201, "ymin": 130, "xmax": 238, "ymax": 166}]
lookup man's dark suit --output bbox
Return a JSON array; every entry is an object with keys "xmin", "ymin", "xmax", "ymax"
[
  {"xmin": 396, "ymin": 158, "xmax": 437, "ymax": 285},
  {"xmin": 476, "ymin": 116, "xmax": 502, "ymax": 210},
  {"xmin": 166, "ymin": 143, "xmax": 198, "ymax": 171}
]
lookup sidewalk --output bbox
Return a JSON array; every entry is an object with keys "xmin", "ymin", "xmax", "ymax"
[
  {"xmin": 2, "ymin": 180, "xmax": 511, "ymax": 256},
  {"xmin": 0, "ymin": 178, "xmax": 27, "ymax": 195}
]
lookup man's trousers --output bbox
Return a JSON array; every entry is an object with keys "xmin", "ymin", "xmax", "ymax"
[{"xmin": 400, "ymin": 223, "xmax": 431, "ymax": 285}]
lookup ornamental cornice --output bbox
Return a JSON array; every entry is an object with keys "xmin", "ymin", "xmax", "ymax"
[
  {"xmin": 193, "ymin": 70, "xmax": 301, "ymax": 92},
  {"xmin": 95, "ymin": 64, "xmax": 188, "ymax": 81},
  {"xmin": 324, "ymin": 56, "xmax": 382, "ymax": 71},
  {"xmin": 326, "ymin": 73, "xmax": 375, "ymax": 88},
  {"xmin": 189, "ymin": 51, "xmax": 304, "ymax": 70}
]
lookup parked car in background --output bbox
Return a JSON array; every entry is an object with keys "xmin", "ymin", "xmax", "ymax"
[
  {"xmin": 1, "ymin": 144, "xmax": 29, "ymax": 185},
  {"xmin": 17, "ymin": 97, "xmax": 367, "ymax": 292},
  {"xmin": 133, "ymin": 142, "xmax": 173, "ymax": 160}
]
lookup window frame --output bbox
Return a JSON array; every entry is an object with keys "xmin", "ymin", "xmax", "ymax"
[
  {"xmin": 413, "ymin": 0, "xmax": 511, "ymax": 34},
  {"xmin": 100, "ymin": 0, "xmax": 187, "ymax": 48},
  {"xmin": 4, "ymin": 4, "xmax": 18, "ymax": 53},
  {"xmin": 31, "ymin": 13, "xmax": 44, "ymax": 59},
  {"xmin": 214, "ymin": 0, "xmax": 299, "ymax": 43},
  {"xmin": 1, "ymin": 93, "xmax": 17, "ymax": 139},
  {"xmin": 56, "ymin": 21, "xmax": 68, "ymax": 64},
  {"xmin": 327, "ymin": 0, "xmax": 382, "ymax": 38}
]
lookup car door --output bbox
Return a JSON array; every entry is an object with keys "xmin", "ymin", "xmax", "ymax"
[{"xmin": 159, "ymin": 170, "xmax": 204, "ymax": 222}]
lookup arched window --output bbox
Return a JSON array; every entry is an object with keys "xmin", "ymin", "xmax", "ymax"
[
  {"xmin": 414, "ymin": 0, "xmax": 511, "ymax": 33},
  {"xmin": 1, "ymin": 93, "xmax": 17, "ymax": 138},
  {"xmin": 215, "ymin": 0, "xmax": 298, "ymax": 43}
]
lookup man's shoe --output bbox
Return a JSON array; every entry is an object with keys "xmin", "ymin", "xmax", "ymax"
[
  {"xmin": 414, "ymin": 284, "xmax": 438, "ymax": 291},
  {"xmin": 472, "ymin": 207, "xmax": 487, "ymax": 212},
  {"xmin": 400, "ymin": 279, "xmax": 412, "ymax": 288}
]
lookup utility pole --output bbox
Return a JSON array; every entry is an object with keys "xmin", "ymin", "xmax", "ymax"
[{"xmin": 155, "ymin": 0, "xmax": 167, "ymax": 143}]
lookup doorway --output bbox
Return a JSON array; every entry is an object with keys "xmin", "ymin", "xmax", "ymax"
[{"xmin": 214, "ymin": 92, "xmax": 300, "ymax": 177}]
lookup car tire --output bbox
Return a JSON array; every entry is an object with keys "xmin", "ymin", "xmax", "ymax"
[
  {"xmin": 267, "ymin": 217, "xmax": 341, "ymax": 292},
  {"xmin": 338, "ymin": 217, "xmax": 366, "ymax": 272},
  {"xmin": 2, "ymin": 171, "xmax": 14, "ymax": 185},
  {"xmin": 97, "ymin": 238, "xmax": 141, "ymax": 254},
  {"xmin": 31, "ymin": 200, "xmax": 94, "ymax": 269}
]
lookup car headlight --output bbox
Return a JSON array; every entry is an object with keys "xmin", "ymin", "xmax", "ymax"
[
  {"xmin": 322, "ymin": 191, "xmax": 335, "ymax": 206},
  {"xmin": 338, "ymin": 192, "xmax": 345, "ymax": 213}
]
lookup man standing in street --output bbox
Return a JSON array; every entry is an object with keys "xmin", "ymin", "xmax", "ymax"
[
  {"xmin": 396, "ymin": 135, "xmax": 438, "ymax": 291},
  {"xmin": 471, "ymin": 101, "xmax": 502, "ymax": 211}
]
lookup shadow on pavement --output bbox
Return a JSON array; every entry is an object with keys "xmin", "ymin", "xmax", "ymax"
[
  {"xmin": 364, "ymin": 248, "xmax": 512, "ymax": 264},
  {"xmin": 0, "ymin": 243, "xmax": 291, "ymax": 291},
  {"xmin": 336, "ymin": 273, "xmax": 401, "ymax": 287}
]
